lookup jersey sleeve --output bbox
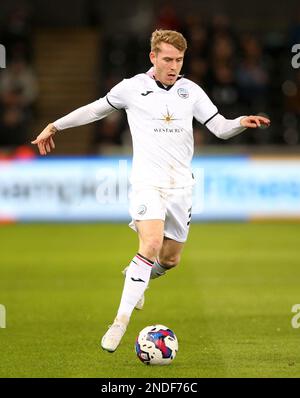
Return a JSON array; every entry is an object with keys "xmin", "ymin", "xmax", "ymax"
[
  {"xmin": 52, "ymin": 79, "xmax": 130, "ymax": 131},
  {"xmin": 206, "ymin": 114, "xmax": 247, "ymax": 139},
  {"xmin": 193, "ymin": 86, "xmax": 219, "ymax": 126},
  {"xmin": 106, "ymin": 79, "xmax": 129, "ymax": 110},
  {"xmin": 53, "ymin": 97, "xmax": 115, "ymax": 130}
]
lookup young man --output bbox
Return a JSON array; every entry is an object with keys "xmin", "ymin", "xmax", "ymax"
[{"xmin": 32, "ymin": 30, "xmax": 270, "ymax": 352}]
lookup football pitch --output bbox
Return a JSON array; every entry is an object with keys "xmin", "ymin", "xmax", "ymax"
[{"xmin": 0, "ymin": 223, "xmax": 299, "ymax": 378}]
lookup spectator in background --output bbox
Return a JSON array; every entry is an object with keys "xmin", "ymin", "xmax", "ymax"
[
  {"xmin": 282, "ymin": 70, "xmax": 300, "ymax": 145},
  {"xmin": 288, "ymin": 7, "xmax": 300, "ymax": 46},
  {"xmin": 235, "ymin": 35, "xmax": 271, "ymax": 144},
  {"xmin": 211, "ymin": 65, "xmax": 239, "ymax": 116},
  {"xmin": 236, "ymin": 35, "xmax": 269, "ymax": 111},
  {"xmin": 0, "ymin": 57, "xmax": 38, "ymax": 148},
  {"xmin": 0, "ymin": 4, "xmax": 36, "ymax": 152},
  {"xmin": 210, "ymin": 36, "xmax": 236, "ymax": 70},
  {"xmin": 210, "ymin": 14, "xmax": 237, "ymax": 43},
  {"xmin": 0, "ymin": 106, "xmax": 26, "ymax": 147},
  {"xmin": 154, "ymin": 2, "xmax": 182, "ymax": 31},
  {"xmin": 187, "ymin": 57, "xmax": 208, "ymax": 86},
  {"xmin": 184, "ymin": 24, "xmax": 209, "ymax": 81},
  {"xmin": 285, "ymin": 70, "xmax": 300, "ymax": 115},
  {"xmin": 93, "ymin": 112, "xmax": 126, "ymax": 153},
  {"xmin": 0, "ymin": 58, "xmax": 38, "ymax": 108},
  {"xmin": 0, "ymin": 4, "xmax": 33, "ymax": 62}
]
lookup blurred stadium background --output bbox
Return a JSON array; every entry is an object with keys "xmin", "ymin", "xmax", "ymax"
[
  {"xmin": 1, "ymin": 0, "xmax": 300, "ymax": 378},
  {"xmin": 1, "ymin": 0, "xmax": 300, "ymax": 155},
  {"xmin": 1, "ymin": 0, "xmax": 300, "ymax": 221}
]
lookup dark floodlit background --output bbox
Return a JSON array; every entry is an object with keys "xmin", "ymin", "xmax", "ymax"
[{"xmin": 1, "ymin": 0, "xmax": 300, "ymax": 155}]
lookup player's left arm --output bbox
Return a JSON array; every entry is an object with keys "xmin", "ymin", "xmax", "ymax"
[
  {"xmin": 240, "ymin": 115, "xmax": 270, "ymax": 129},
  {"xmin": 206, "ymin": 113, "xmax": 270, "ymax": 140},
  {"xmin": 193, "ymin": 85, "xmax": 270, "ymax": 140},
  {"xmin": 192, "ymin": 85, "xmax": 271, "ymax": 140}
]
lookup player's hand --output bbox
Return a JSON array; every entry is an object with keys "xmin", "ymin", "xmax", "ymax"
[
  {"xmin": 240, "ymin": 115, "xmax": 270, "ymax": 129},
  {"xmin": 31, "ymin": 123, "xmax": 57, "ymax": 155}
]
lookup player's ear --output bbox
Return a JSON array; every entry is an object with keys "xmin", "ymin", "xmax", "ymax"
[{"xmin": 149, "ymin": 51, "xmax": 156, "ymax": 66}]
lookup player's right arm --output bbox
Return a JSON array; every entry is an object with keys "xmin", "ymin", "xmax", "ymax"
[
  {"xmin": 31, "ymin": 79, "xmax": 129, "ymax": 155},
  {"xmin": 31, "ymin": 122, "xmax": 57, "ymax": 156}
]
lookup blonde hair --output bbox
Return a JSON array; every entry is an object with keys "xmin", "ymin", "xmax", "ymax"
[{"xmin": 150, "ymin": 29, "xmax": 187, "ymax": 53}]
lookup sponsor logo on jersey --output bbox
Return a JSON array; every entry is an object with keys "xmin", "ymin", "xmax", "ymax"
[
  {"xmin": 177, "ymin": 88, "xmax": 189, "ymax": 99},
  {"xmin": 153, "ymin": 106, "xmax": 182, "ymax": 124},
  {"xmin": 152, "ymin": 106, "xmax": 184, "ymax": 132},
  {"xmin": 154, "ymin": 128, "xmax": 184, "ymax": 133}
]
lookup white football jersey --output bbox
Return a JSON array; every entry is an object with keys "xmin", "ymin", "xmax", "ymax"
[
  {"xmin": 54, "ymin": 68, "xmax": 245, "ymax": 188},
  {"xmin": 106, "ymin": 68, "xmax": 218, "ymax": 188}
]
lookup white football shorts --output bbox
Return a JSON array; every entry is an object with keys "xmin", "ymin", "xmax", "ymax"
[{"xmin": 128, "ymin": 185, "xmax": 193, "ymax": 243}]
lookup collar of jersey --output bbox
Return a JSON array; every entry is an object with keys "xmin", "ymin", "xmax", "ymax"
[{"xmin": 146, "ymin": 67, "xmax": 184, "ymax": 91}]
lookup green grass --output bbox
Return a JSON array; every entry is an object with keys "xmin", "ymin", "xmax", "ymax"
[{"xmin": 0, "ymin": 223, "xmax": 300, "ymax": 378}]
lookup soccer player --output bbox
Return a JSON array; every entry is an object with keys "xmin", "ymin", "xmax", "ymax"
[{"xmin": 31, "ymin": 30, "xmax": 270, "ymax": 352}]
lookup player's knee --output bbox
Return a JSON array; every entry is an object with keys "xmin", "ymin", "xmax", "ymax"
[{"xmin": 159, "ymin": 254, "xmax": 181, "ymax": 269}]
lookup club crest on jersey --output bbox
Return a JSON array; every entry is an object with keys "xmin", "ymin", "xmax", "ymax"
[
  {"xmin": 177, "ymin": 88, "xmax": 189, "ymax": 99},
  {"xmin": 137, "ymin": 205, "xmax": 147, "ymax": 215}
]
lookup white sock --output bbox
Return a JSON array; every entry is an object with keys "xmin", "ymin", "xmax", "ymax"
[
  {"xmin": 117, "ymin": 253, "xmax": 153, "ymax": 319},
  {"xmin": 150, "ymin": 259, "xmax": 168, "ymax": 279}
]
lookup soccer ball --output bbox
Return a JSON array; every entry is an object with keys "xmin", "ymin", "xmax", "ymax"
[{"xmin": 135, "ymin": 324, "xmax": 178, "ymax": 365}]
